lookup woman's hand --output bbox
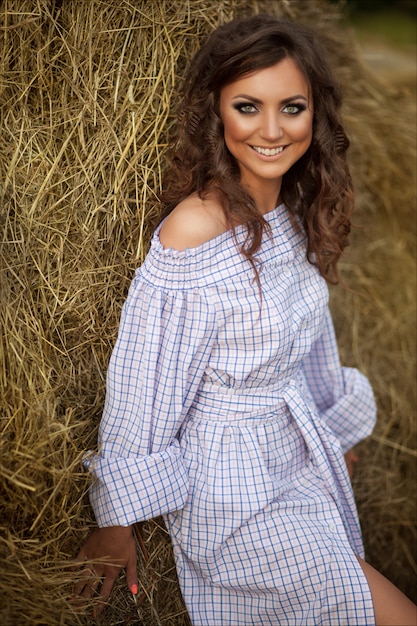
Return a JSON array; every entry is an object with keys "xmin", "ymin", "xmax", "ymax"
[
  {"xmin": 73, "ymin": 525, "xmax": 138, "ymax": 613},
  {"xmin": 344, "ymin": 448, "xmax": 359, "ymax": 479}
]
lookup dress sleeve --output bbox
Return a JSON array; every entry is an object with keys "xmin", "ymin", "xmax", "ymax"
[
  {"xmin": 85, "ymin": 272, "xmax": 217, "ymax": 527},
  {"xmin": 302, "ymin": 307, "xmax": 376, "ymax": 453}
]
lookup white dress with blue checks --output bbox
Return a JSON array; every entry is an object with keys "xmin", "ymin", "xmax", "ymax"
[{"xmin": 88, "ymin": 204, "xmax": 377, "ymax": 625}]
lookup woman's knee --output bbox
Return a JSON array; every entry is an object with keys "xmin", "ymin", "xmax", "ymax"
[{"xmin": 356, "ymin": 555, "xmax": 417, "ymax": 626}]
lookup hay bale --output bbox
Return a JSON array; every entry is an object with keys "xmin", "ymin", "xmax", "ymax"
[{"xmin": 0, "ymin": 0, "xmax": 415, "ymax": 623}]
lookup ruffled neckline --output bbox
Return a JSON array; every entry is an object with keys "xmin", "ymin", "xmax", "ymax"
[{"xmin": 138, "ymin": 203, "xmax": 304, "ymax": 290}]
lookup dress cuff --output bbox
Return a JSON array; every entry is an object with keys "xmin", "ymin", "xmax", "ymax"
[
  {"xmin": 85, "ymin": 440, "xmax": 189, "ymax": 526},
  {"xmin": 322, "ymin": 367, "xmax": 377, "ymax": 453}
]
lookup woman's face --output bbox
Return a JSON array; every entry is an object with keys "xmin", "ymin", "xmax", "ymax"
[{"xmin": 219, "ymin": 58, "xmax": 313, "ymax": 194}]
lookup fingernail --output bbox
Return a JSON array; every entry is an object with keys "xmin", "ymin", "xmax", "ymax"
[{"xmin": 131, "ymin": 583, "xmax": 138, "ymax": 595}]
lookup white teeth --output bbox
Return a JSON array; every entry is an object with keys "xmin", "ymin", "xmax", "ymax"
[{"xmin": 253, "ymin": 145, "xmax": 284, "ymax": 156}]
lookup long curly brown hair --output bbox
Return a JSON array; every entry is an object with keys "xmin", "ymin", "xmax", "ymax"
[{"xmin": 160, "ymin": 14, "xmax": 353, "ymax": 283}]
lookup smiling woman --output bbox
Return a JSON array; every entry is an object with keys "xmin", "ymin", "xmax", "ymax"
[{"xmin": 75, "ymin": 13, "xmax": 417, "ymax": 626}]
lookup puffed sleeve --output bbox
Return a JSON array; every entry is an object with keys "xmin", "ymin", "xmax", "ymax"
[
  {"xmin": 85, "ymin": 271, "xmax": 217, "ymax": 527},
  {"xmin": 302, "ymin": 307, "xmax": 376, "ymax": 453}
]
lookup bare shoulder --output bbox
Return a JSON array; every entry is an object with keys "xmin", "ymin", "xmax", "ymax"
[{"xmin": 159, "ymin": 191, "xmax": 228, "ymax": 251}]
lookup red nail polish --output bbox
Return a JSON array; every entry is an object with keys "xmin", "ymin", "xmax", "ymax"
[{"xmin": 131, "ymin": 583, "xmax": 138, "ymax": 595}]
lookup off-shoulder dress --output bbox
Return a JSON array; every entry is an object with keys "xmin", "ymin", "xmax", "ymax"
[{"xmin": 87, "ymin": 203, "xmax": 376, "ymax": 625}]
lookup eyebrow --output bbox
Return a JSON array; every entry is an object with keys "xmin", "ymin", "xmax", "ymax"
[{"xmin": 232, "ymin": 94, "xmax": 308, "ymax": 104}]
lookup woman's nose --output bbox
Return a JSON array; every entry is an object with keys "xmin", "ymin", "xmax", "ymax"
[{"xmin": 260, "ymin": 112, "xmax": 284, "ymax": 141}]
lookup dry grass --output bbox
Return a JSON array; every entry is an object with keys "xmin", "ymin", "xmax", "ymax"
[{"xmin": 0, "ymin": 0, "xmax": 415, "ymax": 624}]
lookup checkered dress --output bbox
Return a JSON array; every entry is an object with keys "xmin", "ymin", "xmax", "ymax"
[{"xmin": 87, "ymin": 204, "xmax": 377, "ymax": 625}]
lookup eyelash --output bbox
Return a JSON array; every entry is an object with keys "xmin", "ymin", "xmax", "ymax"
[{"xmin": 233, "ymin": 102, "xmax": 307, "ymax": 115}]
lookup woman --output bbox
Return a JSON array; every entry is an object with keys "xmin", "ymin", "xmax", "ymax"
[{"xmin": 75, "ymin": 14, "xmax": 417, "ymax": 625}]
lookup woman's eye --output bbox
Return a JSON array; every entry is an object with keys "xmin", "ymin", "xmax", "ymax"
[
  {"xmin": 283, "ymin": 104, "xmax": 305, "ymax": 115},
  {"xmin": 235, "ymin": 103, "xmax": 257, "ymax": 114}
]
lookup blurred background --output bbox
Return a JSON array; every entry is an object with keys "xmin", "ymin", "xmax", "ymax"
[{"xmin": 338, "ymin": 0, "xmax": 416, "ymax": 50}]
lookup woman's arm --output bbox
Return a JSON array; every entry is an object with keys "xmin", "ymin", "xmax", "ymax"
[{"xmin": 302, "ymin": 306, "xmax": 376, "ymax": 452}]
